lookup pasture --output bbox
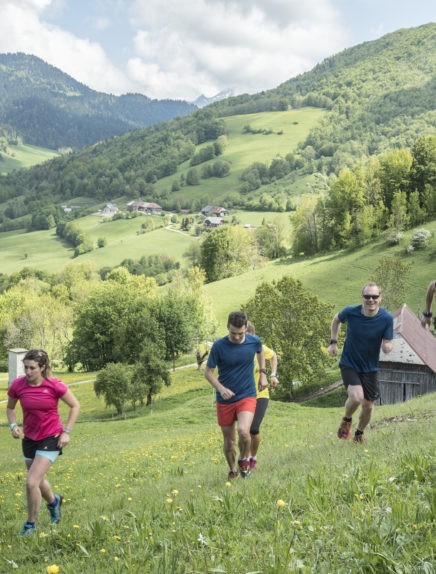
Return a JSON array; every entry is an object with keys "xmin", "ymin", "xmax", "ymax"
[
  {"xmin": 153, "ymin": 108, "xmax": 325, "ymax": 203},
  {"xmin": 0, "ymin": 369, "xmax": 434, "ymax": 573},
  {"xmin": 0, "ymin": 144, "xmax": 59, "ymax": 174}
]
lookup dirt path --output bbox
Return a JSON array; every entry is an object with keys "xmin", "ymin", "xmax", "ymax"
[{"xmin": 293, "ymin": 380, "xmax": 342, "ymax": 403}]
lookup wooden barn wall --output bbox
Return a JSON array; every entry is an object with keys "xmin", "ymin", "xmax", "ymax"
[{"xmin": 377, "ymin": 363, "xmax": 436, "ymax": 405}]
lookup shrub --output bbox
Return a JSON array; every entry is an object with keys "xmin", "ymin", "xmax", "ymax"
[
  {"xmin": 386, "ymin": 232, "xmax": 404, "ymax": 246},
  {"xmin": 410, "ymin": 228, "xmax": 431, "ymax": 250}
]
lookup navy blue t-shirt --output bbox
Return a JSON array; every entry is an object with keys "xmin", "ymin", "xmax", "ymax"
[
  {"xmin": 207, "ymin": 333, "xmax": 262, "ymax": 403},
  {"xmin": 338, "ymin": 305, "xmax": 393, "ymax": 373}
]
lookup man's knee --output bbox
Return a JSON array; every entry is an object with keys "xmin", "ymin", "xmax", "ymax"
[
  {"xmin": 237, "ymin": 426, "xmax": 251, "ymax": 441},
  {"xmin": 348, "ymin": 386, "xmax": 364, "ymax": 404}
]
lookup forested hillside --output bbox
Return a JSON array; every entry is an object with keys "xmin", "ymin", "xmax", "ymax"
[
  {"xmin": 0, "ymin": 24, "xmax": 434, "ymax": 262},
  {"xmin": 0, "ymin": 53, "xmax": 196, "ymax": 149}
]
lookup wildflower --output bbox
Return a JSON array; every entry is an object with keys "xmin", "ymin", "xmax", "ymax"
[
  {"xmin": 225, "ymin": 481, "xmax": 232, "ymax": 487},
  {"xmin": 171, "ymin": 489, "xmax": 179, "ymax": 496},
  {"xmin": 100, "ymin": 549, "xmax": 106, "ymax": 553},
  {"xmin": 47, "ymin": 566, "xmax": 59, "ymax": 574},
  {"xmin": 198, "ymin": 533, "xmax": 208, "ymax": 546},
  {"xmin": 73, "ymin": 524, "xmax": 80, "ymax": 529},
  {"xmin": 276, "ymin": 499, "xmax": 287, "ymax": 507},
  {"xmin": 166, "ymin": 498, "xmax": 173, "ymax": 504}
]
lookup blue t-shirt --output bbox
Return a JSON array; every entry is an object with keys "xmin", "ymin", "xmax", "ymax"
[
  {"xmin": 207, "ymin": 333, "xmax": 262, "ymax": 403},
  {"xmin": 338, "ymin": 305, "xmax": 393, "ymax": 373}
]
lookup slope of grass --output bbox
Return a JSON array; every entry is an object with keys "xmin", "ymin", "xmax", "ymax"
[
  {"xmin": 0, "ymin": 143, "xmax": 59, "ymax": 173},
  {"xmin": 154, "ymin": 108, "xmax": 325, "ymax": 203},
  {"xmin": 0, "ymin": 370, "xmax": 433, "ymax": 573},
  {"xmin": 0, "ymin": 216, "xmax": 195, "ymax": 274},
  {"xmin": 204, "ymin": 219, "xmax": 436, "ymax": 328}
]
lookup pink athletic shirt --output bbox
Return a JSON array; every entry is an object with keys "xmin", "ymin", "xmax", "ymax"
[{"xmin": 8, "ymin": 376, "xmax": 68, "ymax": 441}]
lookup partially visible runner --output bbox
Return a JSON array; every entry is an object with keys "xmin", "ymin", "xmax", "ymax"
[
  {"xmin": 7, "ymin": 349, "xmax": 80, "ymax": 536},
  {"xmin": 246, "ymin": 321, "xmax": 279, "ymax": 471},
  {"xmin": 328, "ymin": 283, "xmax": 393, "ymax": 443},
  {"xmin": 205, "ymin": 311, "xmax": 267, "ymax": 479},
  {"xmin": 421, "ymin": 279, "xmax": 436, "ymax": 329}
]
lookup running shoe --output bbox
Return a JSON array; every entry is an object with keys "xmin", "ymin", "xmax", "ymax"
[
  {"xmin": 353, "ymin": 430, "xmax": 365, "ymax": 444},
  {"xmin": 238, "ymin": 459, "xmax": 251, "ymax": 478},
  {"xmin": 337, "ymin": 418, "xmax": 352, "ymax": 439},
  {"xmin": 249, "ymin": 457, "xmax": 257, "ymax": 470},
  {"xmin": 227, "ymin": 470, "xmax": 239, "ymax": 480},
  {"xmin": 47, "ymin": 494, "xmax": 63, "ymax": 523},
  {"xmin": 19, "ymin": 522, "xmax": 36, "ymax": 537}
]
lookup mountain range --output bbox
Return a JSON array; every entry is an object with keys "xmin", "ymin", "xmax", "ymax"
[
  {"xmin": 0, "ymin": 53, "xmax": 197, "ymax": 149},
  {"xmin": 0, "ymin": 23, "xmax": 434, "ymax": 230}
]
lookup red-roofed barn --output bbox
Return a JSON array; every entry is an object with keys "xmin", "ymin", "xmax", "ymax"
[{"xmin": 378, "ymin": 304, "xmax": 436, "ymax": 404}]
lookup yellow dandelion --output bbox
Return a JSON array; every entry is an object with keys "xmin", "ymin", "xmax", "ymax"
[
  {"xmin": 276, "ymin": 499, "xmax": 287, "ymax": 507},
  {"xmin": 171, "ymin": 489, "xmax": 179, "ymax": 496},
  {"xmin": 127, "ymin": 497, "xmax": 132, "ymax": 501},
  {"xmin": 100, "ymin": 548, "xmax": 106, "ymax": 553},
  {"xmin": 47, "ymin": 565, "xmax": 59, "ymax": 574},
  {"xmin": 225, "ymin": 481, "xmax": 232, "ymax": 487},
  {"xmin": 73, "ymin": 524, "xmax": 80, "ymax": 529},
  {"xmin": 166, "ymin": 498, "xmax": 173, "ymax": 504}
]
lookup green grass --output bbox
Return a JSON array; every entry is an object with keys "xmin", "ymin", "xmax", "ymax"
[
  {"xmin": 0, "ymin": 143, "xmax": 59, "ymax": 174},
  {"xmin": 0, "ymin": 370, "xmax": 434, "ymax": 573},
  {"xmin": 0, "ymin": 216, "xmax": 195, "ymax": 274},
  {"xmin": 154, "ymin": 108, "xmax": 325, "ymax": 202},
  {"xmin": 204, "ymin": 220, "xmax": 436, "ymax": 328}
]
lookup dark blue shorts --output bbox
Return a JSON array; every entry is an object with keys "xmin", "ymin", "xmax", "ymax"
[{"xmin": 340, "ymin": 365, "xmax": 380, "ymax": 402}]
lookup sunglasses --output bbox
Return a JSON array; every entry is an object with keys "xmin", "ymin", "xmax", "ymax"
[{"xmin": 363, "ymin": 294, "xmax": 380, "ymax": 300}]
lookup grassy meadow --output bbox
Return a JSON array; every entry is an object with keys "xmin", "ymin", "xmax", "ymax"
[
  {"xmin": 153, "ymin": 108, "xmax": 325, "ymax": 203},
  {"xmin": 204, "ymin": 219, "xmax": 436, "ymax": 329},
  {"xmin": 0, "ymin": 369, "xmax": 434, "ymax": 573},
  {"xmin": 0, "ymin": 144, "xmax": 59, "ymax": 174}
]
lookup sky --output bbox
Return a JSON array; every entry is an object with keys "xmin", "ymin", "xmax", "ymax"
[{"xmin": 0, "ymin": 0, "xmax": 434, "ymax": 102}]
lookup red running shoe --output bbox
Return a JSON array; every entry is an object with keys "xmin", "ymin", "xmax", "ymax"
[{"xmin": 337, "ymin": 418, "xmax": 352, "ymax": 439}]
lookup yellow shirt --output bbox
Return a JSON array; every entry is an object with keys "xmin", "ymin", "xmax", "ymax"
[{"xmin": 254, "ymin": 344, "xmax": 275, "ymax": 399}]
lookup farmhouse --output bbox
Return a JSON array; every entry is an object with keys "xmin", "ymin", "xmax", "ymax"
[
  {"xmin": 127, "ymin": 201, "xmax": 162, "ymax": 215},
  {"xmin": 204, "ymin": 217, "xmax": 224, "ymax": 227},
  {"xmin": 378, "ymin": 304, "xmax": 436, "ymax": 405},
  {"xmin": 100, "ymin": 203, "xmax": 119, "ymax": 217},
  {"xmin": 201, "ymin": 205, "xmax": 228, "ymax": 217}
]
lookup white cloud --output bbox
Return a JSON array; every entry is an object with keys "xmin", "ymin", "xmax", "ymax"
[
  {"xmin": 127, "ymin": 0, "xmax": 348, "ymax": 99},
  {"xmin": 0, "ymin": 0, "xmax": 350, "ymax": 100},
  {"xmin": 0, "ymin": 0, "xmax": 135, "ymax": 95}
]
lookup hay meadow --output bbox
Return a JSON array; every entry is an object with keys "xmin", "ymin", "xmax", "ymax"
[{"xmin": 0, "ymin": 368, "xmax": 434, "ymax": 573}]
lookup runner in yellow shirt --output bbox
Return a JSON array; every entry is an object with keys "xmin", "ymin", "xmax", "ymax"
[{"xmin": 246, "ymin": 322, "xmax": 279, "ymax": 470}]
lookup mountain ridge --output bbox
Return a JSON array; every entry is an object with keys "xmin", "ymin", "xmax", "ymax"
[{"xmin": 0, "ymin": 52, "xmax": 196, "ymax": 150}]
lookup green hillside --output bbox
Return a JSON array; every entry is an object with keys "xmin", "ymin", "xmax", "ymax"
[
  {"xmin": 155, "ymin": 108, "xmax": 324, "ymax": 205},
  {"xmin": 0, "ymin": 24, "xmax": 434, "ymax": 228},
  {"xmin": 204, "ymin": 219, "xmax": 436, "ymax": 328},
  {"xmin": 0, "ymin": 370, "xmax": 433, "ymax": 572},
  {"xmin": 0, "ymin": 53, "xmax": 195, "ymax": 149},
  {"xmin": 0, "ymin": 142, "xmax": 59, "ymax": 174}
]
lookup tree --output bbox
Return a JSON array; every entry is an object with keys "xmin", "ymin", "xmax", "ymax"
[
  {"xmin": 243, "ymin": 277, "xmax": 333, "ymax": 400},
  {"xmin": 151, "ymin": 293, "xmax": 196, "ymax": 369},
  {"xmin": 67, "ymin": 278, "xmax": 156, "ymax": 370},
  {"xmin": 132, "ymin": 343, "xmax": 171, "ymax": 406},
  {"xmin": 94, "ymin": 363, "xmax": 134, "ymax": 415},
  {"xmin": 200, "ymin": 226, "xmax": 260, "ymax": 282},
  {"xmin": 372, "ymin": 256, "xmax": 412, "ymax": 311},
  {"xmin": 255, "ymin": 219, "xmax": 288, "ymax": 259}
]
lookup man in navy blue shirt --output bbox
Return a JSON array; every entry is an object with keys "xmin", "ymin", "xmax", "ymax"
[
  {"xmin": 328, "ymin": 283, "xmax": 393, "ymax": 443},
  {"xmin": 205, "ymin": 311, "xmax": 267, "ymax": 478}
]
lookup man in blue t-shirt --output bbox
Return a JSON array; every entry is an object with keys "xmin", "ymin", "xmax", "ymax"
[
  {"xmin": 205, "ymin": 311, "xmax": 267, "ymax": 479},
  {"xmin": 328, "ymin": 283, "xmax": 393, "ymax": 443}
]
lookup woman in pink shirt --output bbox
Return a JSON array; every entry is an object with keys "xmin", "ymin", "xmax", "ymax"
[{"xmin": 7, "ymin": 349, "xmax": 80, "ymax": 537}]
